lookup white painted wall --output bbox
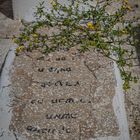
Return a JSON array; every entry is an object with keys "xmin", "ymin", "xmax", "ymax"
[
  {"xmin": 12, "ymin": 0, "xmax": 71, "ymax": 22},
  {"xmin": 12, "ymin": 0, "xmax": 45, "ymax": 21},
  {"xmin": 12, "ymin": 0, "xmax": 95, "ymax": 22}
]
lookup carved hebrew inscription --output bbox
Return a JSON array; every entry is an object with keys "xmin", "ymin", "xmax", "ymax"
[{"xmin": 10, "ymin": 48, "xmax": 119, "ymax": 140}]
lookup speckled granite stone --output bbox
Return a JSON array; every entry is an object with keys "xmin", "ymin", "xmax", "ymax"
[{"xmin": 10, "ymin": 47, "xmax": 119, "ymax": 140}]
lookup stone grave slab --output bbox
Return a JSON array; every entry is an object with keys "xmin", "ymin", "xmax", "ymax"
[{"xmin": 10, "ymin": 47, "xmax": 120, "ymax": 140}]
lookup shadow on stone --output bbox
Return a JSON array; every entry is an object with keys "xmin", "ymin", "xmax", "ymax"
[
  {"xmin": 133, "ymin": 26, "xmax": 140, "ymax": 66},
  {"xmin": 0, "ymin": 0, "xmax": 13, "ymax": 19}
]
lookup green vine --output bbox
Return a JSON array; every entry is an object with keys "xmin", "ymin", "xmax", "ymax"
[{"xmin": 13, "ymin": 0, "xmax": 140, "ymax": 91}]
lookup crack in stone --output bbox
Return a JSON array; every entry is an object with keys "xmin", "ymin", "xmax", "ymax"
[
  {"xmin": 0, "ymin": 49, "xmax": 11, "ymax": 80},
  {"xmin": 1, "ymin": 84, "xmax": 11, "ymax": 89},
  {"xmin": 0, "ymin": 131, "xmax": 4, "ymax": 137},
  {"xmin": 13, "ymin": 132, "xmax": 19, "ymax": 140},
  {"xmin": 83, "ymin": 60, "xmax": 98, "ymax": 79}
]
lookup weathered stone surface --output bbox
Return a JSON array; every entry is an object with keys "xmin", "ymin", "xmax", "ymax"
[
  {"xmin": 0, "ymin": 12, "xmax": 21, "ymax": 38},
  {"xmin": 124, "ymin": 48, "xmax": 140, "ymax": 140},
  {"xmin": 0, "ymin": 0, "xmax": 139, "ymax": 139},
  {"xmin": 10, "ymin": 47, "xmax": 119, "ymax": 140},
  {"xmin": 123, "ymin": 1, "xmax": 140, "ymax": 140},
  {"xmin": 125, "ymin": 71, "xmax": 140, "ymax": 140},
  {"xmin": 0, "ymin": 39, "xmax": 13, "ymax": 75},
  {"xmin": 0, "ymin": 12, "xmax": 21, "ymax": 76}
]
